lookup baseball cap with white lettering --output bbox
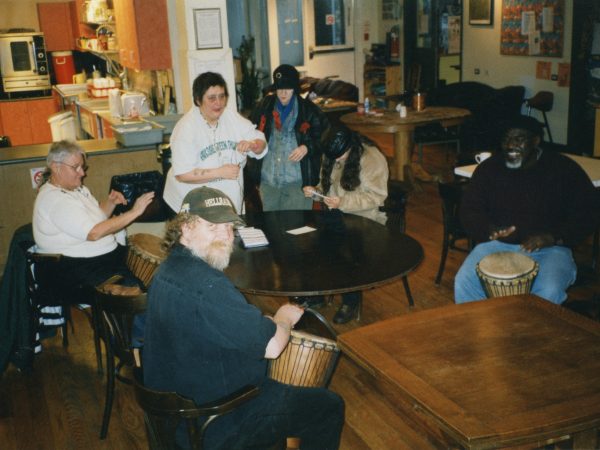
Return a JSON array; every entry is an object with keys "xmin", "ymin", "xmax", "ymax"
[{"xmin": 180, "ymin": 187, "xmax": 245, "ymax": 226}]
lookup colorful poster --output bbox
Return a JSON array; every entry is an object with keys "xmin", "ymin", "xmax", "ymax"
[
  {"xmin": 536, "ymin": 61, "xmax": 552, "ymax": 79},
  {"xmin": 500, "ymin": 0, "xmax": 564, "ymax": 57},
  {"xmin": 557, "ymin": 62, "xmax": 570, "ymax": 87}
]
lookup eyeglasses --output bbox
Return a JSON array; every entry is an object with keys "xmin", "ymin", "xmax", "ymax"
[
  {"xmin": 58, "ymin": 161, "xmax": 88, "ymax": 172},
  {"xmin": 205, "ymin": 93, "xmax": 228, "ymax": 103}
]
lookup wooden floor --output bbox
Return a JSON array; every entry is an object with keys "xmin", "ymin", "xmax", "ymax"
[{"xmin": 1, "ymin": 146, "xmax": 598, "ymax": 449}]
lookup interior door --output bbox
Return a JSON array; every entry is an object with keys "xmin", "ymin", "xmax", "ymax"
[{"xmin": 404, "ymin": 0, "xmax": 462, "ymax": 92}]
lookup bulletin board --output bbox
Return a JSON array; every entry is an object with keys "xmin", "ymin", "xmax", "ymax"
[{"xmin": 500, "ymin": 0, "xmax": 564, "ymax": 57}]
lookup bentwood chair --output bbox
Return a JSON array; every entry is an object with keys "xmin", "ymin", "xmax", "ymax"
[
  {"xmin": 435, "ymin": 179, "xmax": 472, "ymax": 285},
  {"xmin": 132, "ymin": 366, "xmax": 259, "ymax": 450},
  {"xmin": 96, "ymin": 287, "xmax": 147, "ymax": 439},
  {"xmin": 380, "ymin": 180, "xmax": 415, "ymax": 306}
]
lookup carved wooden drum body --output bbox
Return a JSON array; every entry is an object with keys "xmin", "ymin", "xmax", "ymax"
[
  {"xmin": 268, "ymin": 330, "xmax": 340, "ymax": 388},
  {"xmin": 126, "ymin": 233, "xmax": 166, "ymax": 288},
  {"xmin": 476, "ymin": 251, "xmax": 539, "ymax": 298}
]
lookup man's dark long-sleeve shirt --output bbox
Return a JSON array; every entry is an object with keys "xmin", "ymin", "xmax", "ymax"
[{"xmin": 460, "ymin": 151, "xmax": 599, "ymax": 247}]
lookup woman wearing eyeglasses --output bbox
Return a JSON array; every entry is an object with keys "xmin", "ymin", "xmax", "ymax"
[
  {"xmin": 32, "ymin": 140, "xmax": 154, "ymax": 295},
  {"xmin": 163, "ymin": 71, "xmax": 268, "ymax": 215}
]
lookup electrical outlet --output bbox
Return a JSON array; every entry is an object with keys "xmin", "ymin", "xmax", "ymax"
[
  {"xmin": 551, "ymin": 74, "xmax": 558, "ymax": 81},
  {"xmin": 474, "ymin": 68, "xmax": 480, "ymax": 75}
]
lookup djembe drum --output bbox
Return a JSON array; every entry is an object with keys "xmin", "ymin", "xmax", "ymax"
[
  {"xmin": 476, "ymin": 251, "xmax": 539, "ymax": 298},
  {"xmin": 126, "ymin": 233, "xmax": 166, "ymax": 288},
  {"xmin": 268, "ymin": 330, "xmax": 340, "ymax": 388}
]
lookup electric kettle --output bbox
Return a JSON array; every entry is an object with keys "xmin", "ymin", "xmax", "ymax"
[{"xmin": 121, "ymin": 92, "xmax": 149, "ymax": 118}]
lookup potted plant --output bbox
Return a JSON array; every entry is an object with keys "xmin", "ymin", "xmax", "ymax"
[{"xmin": 237, "ymin": 35, "xmax": 265, "ymax": 111}]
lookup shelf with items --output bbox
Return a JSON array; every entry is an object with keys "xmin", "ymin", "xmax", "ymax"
[
  {"xmin": 76, "ymin": 21, "xmax": 117, "ymax": 54},
  {"xmin": 363, "ymin": 64, "xmax": 403, "ymax": 109}
]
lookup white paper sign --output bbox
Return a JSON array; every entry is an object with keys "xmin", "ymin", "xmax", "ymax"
[
  {"xmin": 528, "ymin": 30, "xmax": 541, "ymax": 55},
  {"xmin": 30, "ymin": 167, "xmax": 45, "ymax": 189},
  {"xmin": 521, "ymin": 11, "xmax": 536, "ymax": 35},
  {"xmin": 542, "ymin": 7, "xmax": 554, "ymax": 33}
]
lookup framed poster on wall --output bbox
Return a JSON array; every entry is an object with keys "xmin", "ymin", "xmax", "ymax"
[
  {"xmin": 469, "ymin": 0, "xmax": 493, "ymax": 25},
  {"xmin": 194, "ymin": 8, "xmax": 223, "ymax": 50},
  {"xmin": 500, "ymin": 0, "xmax": 564, "ymax": 57}
]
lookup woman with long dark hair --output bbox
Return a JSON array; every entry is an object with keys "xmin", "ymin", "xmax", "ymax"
[{"xmin": 304, "ymin": 126, "xmax": 389, "ymax": 323}]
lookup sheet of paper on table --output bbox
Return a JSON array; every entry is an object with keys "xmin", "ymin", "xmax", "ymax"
[
  {"xmin": 286, "ymin": 226, "xmax": 316, "ymax": 235},
  {"xmin": 238, "ymin": 227, "xmax": 269, "ymax": 248}
]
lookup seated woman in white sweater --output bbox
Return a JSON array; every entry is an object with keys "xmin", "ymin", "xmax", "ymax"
[{"xmin": 33, "ymin": 140, "xmax": 154, "ymax": 295}]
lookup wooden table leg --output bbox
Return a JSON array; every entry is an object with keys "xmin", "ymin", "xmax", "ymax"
[
  {"xmin": 572, "ymin": 428, "xmax": 598, "ymax": 449},
  {"xmin": 394, "ymin": 131, "xmax": 410, "ymax": 181}
]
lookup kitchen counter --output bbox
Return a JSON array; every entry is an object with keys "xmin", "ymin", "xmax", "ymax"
[{"xmin": 0, "ymin": 95, "xmax": 53, "ymax": 103}]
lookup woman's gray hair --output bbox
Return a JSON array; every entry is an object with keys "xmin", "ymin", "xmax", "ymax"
[
  {"xmin": 40, "ymin": 140, "xmax": 86, "ymax": 186},
  {"xmin": 46, "ymin": 140, "xmax": 86, "ymax": 166}
]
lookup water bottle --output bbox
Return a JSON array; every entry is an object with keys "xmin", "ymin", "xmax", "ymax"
[{"xmin": 364, "ymin": 97, "xmax": 370, "ymax": 114}]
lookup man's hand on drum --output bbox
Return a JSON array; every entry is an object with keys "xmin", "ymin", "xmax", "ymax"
[
  {"xmin": 489, "ymin": 225, "xmax": 516, "ymax": 241},
  {"xmin": 520, "ymin": 233, "xmax": 555, "ymax": 252},
  {"xmin": 131, "ymin": 192, "xmax": 155, "ymax": 217},
  {"xmin": 274, "ymin": 303, "xmax": 304, "ymax": 329}
]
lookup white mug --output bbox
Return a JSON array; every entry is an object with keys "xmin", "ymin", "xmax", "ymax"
[{"xmin": 475, "ymin": 152, "xmax": 492, "ymax": 164}]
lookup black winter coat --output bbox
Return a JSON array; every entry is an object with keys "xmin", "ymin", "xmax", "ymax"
[{"xmin": 247, "ymin": 94, "xmax": 329, "ymax": 188}]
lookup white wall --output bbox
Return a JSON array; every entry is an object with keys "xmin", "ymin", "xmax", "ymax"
[
  {"xmin": 0, "ymin": 1, "xmax": 47, "ymax": 31},
  {"xmin": 463, "ymin": 1, "xmax": 573, "ymax": 144}
]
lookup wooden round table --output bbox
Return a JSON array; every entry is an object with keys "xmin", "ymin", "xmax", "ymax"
[
  {"xmin": 341, "ymin": 106, "xmax": 471, "ymax": 181},
  {"xmin": 224, "ymin": 210, "xmax": 423, "ymax": 297}
]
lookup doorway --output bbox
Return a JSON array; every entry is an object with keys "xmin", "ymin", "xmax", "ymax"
[{"xmin": 403, "ymin": 0, "xmax": 462, "ymax": 92}]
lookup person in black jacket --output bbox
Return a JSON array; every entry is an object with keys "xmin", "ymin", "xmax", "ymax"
[
  {"xmin": 248, "ymin": 64, "xmax": 329, "ymax": 212},
  {"xmin": 455, "ymin": 116, "xmax": 599, "ymax": 305}
]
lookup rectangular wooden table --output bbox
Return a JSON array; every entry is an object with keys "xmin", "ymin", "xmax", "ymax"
[{"xmin": 338, "ymin": 295, "xmax": 600, "ymax": 449}]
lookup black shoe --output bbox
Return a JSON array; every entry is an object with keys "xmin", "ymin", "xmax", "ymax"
[
  {"xmin": 291, "ymin": 296, "xmax": 324, "ymax": 309},
  {"xmin": 333, "ymin": 303, "xmax": 360, "ymax": 324}
]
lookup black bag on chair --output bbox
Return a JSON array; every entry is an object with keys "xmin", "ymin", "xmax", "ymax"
[{"xmin": 109, "ymin": 170, "xmax": 167, "ymax": 222}]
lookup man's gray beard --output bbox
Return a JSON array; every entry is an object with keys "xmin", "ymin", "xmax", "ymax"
[{"xmin": 190, "ymin": 240, "xmax": 233, "ymax": 271}]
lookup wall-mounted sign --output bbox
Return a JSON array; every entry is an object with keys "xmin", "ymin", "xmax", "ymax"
[
  {"xmin": 30, "ymin": 167, "xmax": 44, "ymax": 189},
  {"xmin": 194, "ymin": 8, "xmax": 223, "ymax": 50}
]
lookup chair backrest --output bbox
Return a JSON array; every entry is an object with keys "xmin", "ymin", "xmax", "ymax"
[
  {"xmin": 24, "ymin": 251, "xmax": 71, "ymax": 348},
  {"xmin": 438, "ymin": 179, "xmax": 469, "ymax": 238},
  {"xmin": 96, "ymin": 289, "xmax": 147, "ymax": 365},
  {"xmin": 526, "ymin": 91, "xmax": 554, "ymax": 113},
  {"xmin": 24, "ymin": 251, "xmax": 63, "ymax": 307},
  {"xmin": 380, "ymin": 180, "xmax": 409, "ymax": 233},
  {"xmin": 132, "ymin": 367, "xmax": 259, "ymax": 450}
]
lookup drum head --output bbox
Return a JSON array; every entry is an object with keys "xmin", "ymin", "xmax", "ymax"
[
  {"xmin": 128, "ymin": 233, "xmax": 166, "ymax": 261},
  {"xmin": 478, "ymin": 251, "xmax": 536, "ymax": 280},
  {"xmin": 290, "ymin": 329, "xmax": 337, "ymax": 348}
]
